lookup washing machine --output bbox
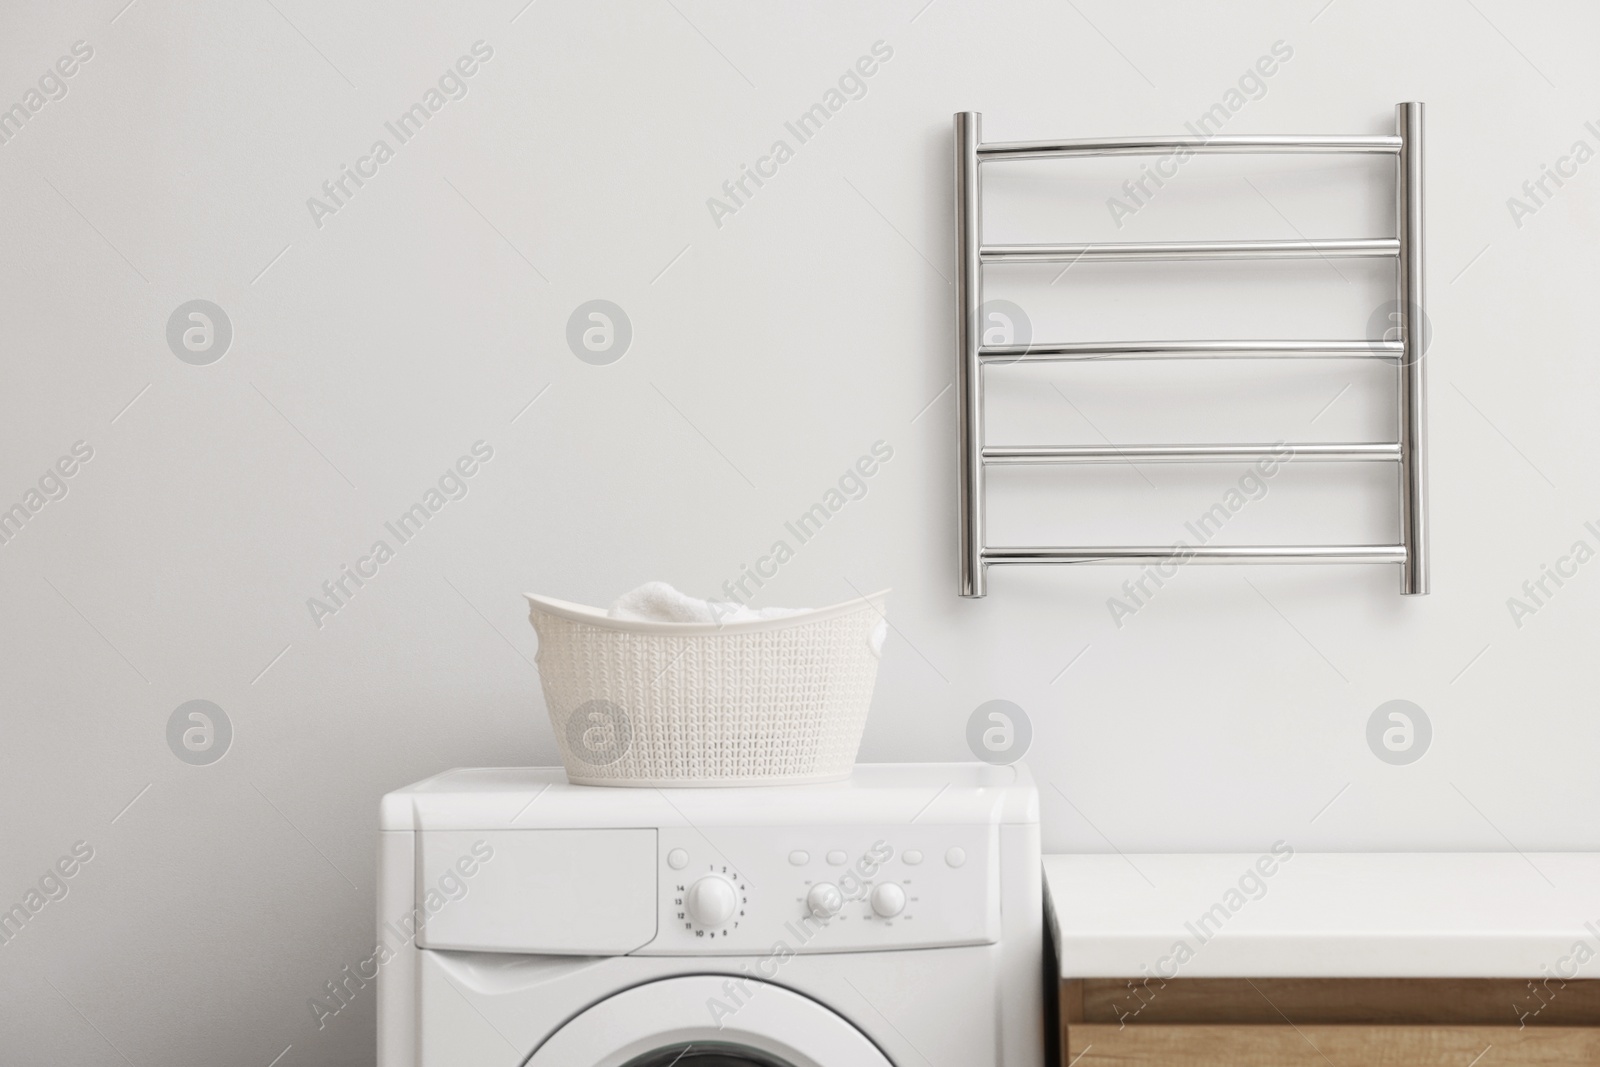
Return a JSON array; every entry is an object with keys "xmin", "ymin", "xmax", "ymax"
[{"xmin": 376, "ymin": 762, "xmax": 1042, "ymax": 1067}]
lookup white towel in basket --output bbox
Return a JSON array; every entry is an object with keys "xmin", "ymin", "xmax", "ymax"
[
  {"xmin": 606, "ymin": 582, "xmax": 886, "ymax": 655},
  {"xmin": 607, "ymin": 581, "xmax": 807, "ymax": 625}
]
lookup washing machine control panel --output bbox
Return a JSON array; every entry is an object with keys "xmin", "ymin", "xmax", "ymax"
[{"xmin": 640, "ymin": 824, "xmax": 997, "ymax": 955}]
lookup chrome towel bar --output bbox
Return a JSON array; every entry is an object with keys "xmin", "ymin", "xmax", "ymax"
[
  {"xmin": 982, "ymin": 444, "xmax": 1401, "ymax": 466},
  {"xmin": 953, "ymin": 104, "xmax": 1429, "ymax": 598},
  {"xmin": 977, "ymin": 134, "xmax": 1402, "ymax": 160},
  {"xmin": 982, "ymin": 545, "xmax": 1408, "ymax": 566},
  {"xmin": 979, "ymin": 339, "xmax": 1402, "ymax": 362},
  {"xmin": 980, "ymin": 238, "xmax": 1400, "ymax": 263}
]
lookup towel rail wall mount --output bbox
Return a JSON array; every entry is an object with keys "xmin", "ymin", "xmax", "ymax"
[{"xmin": 953, "ymin": 104, "xmax": 1428, "ymax": 598}]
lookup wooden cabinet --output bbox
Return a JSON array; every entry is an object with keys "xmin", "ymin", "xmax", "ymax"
[{"xmin": 1061, "ymin": 978, "xmax": 1600, "ymax": 1065}]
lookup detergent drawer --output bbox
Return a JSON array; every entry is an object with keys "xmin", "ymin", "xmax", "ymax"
[{"xmin": 415, "ymin": 829, "xmax": 657, "ymax": 954}]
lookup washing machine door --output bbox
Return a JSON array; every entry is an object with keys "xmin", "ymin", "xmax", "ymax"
[{"xmin": 526, "ymin": 975, "xmax": 894, "ymax": 1067}]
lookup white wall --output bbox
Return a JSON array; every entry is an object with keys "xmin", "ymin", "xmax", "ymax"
[{"xmin": 2, "ymin": 0, "xmax": 1596, "ymax": 1063}]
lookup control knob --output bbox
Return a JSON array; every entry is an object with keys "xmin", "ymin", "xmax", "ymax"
[
  {"xmin": 806, "ymin": 882, "xmax": 844, "ymax": 919},
  {"xmin": 870, "ymin": 882, "xmax": 906, "ymax": 918},
  {"xmin": 685, "ymin": 875, "xmax": 738, "ymax": 928}
]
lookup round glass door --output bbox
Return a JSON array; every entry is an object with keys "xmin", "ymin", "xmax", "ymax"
[
  {"xmin": 621, "ymin": 1044, "xmax": 794, "ymax": 1067},
  {"xmin": 525, "ymin": 975, "xmax": 893, "ymax": 1067}
]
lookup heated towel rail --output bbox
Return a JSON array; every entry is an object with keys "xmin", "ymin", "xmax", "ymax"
[{"xmin": 954, "ymin": 104, "xmax": 1428, "ymax": 598}]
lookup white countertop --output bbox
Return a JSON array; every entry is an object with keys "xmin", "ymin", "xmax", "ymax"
[{"xmin": 1044, "ymin": 852, "xmax": 1600, "ymax": 978}]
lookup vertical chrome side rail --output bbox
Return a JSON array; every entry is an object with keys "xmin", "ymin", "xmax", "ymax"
[
  {"xmin": 1396, "ymin": 102, "xmax": 1428, "ymax": 595},
  {"xmin": 955, "ymin": 111, "xmax": 986, "ymax": 597}
]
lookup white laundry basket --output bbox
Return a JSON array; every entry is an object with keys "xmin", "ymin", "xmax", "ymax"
[{"xmin": 525, "ymin": 590, "xmax": 889, "ymax": 786}]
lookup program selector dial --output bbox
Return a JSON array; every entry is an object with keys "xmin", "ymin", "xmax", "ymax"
[
  {"xmin": 870, "ymin": 882, "xmax": 906, "ymax": 918},
  {"xmin": 806, "ymin": 882, "xmax": 844, "ymax": 919},
  {"xmin": 685, "ymin": 875, "xmax": 739, "ymax": 928}
]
